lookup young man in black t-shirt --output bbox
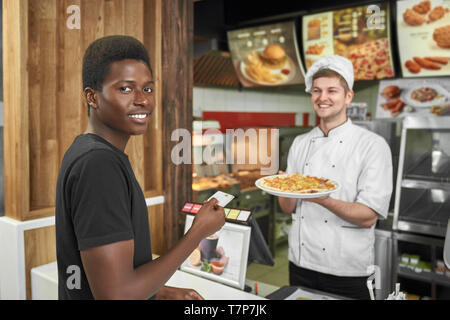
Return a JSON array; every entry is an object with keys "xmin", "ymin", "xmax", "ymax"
[{"xmin": 55, "ymin": 35, "xmax": 225, "ymax": 300}]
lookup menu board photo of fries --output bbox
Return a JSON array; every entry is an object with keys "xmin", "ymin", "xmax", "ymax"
[
  {"xmin": 397, "ymin": 0, "xmax": 450, "ymax": 78},
  {"xmin": 302, "ymin": 2, "xmax": 395, "ymax": 81},
  {"xmin": 227, "ymin": 21, "xmax": 306, "ymax": 87}
]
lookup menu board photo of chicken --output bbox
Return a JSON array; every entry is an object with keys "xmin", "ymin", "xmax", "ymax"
[
  {"xmin": 397, "ymin": 0, "xmax": 450, "ymax": 78},
  {"xmin": 227, "ymin": 21, "xmax": 305, "ymax": 87},
  {"xmin": 302, "ymin": 2, "xmax": 395, "ymax": 80}
]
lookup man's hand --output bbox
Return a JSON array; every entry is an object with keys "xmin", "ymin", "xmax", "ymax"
[
  {"xmin": 192, "ymin": 198, "xmax": 226, "ymax": 239},
  {"xmin": 156, "ymin": 286, "xmax": 204, "ymax": 300},
  {"xmin": 277, "ymin": 170, "xmax": 298, "ymax": 214},
  {"xmin": 302, "ymin": 195, "xmax": 330, "ymax": 204}
]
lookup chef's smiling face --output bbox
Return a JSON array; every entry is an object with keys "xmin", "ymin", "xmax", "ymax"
[
  {"xmin": 90, "ymin": 59, "xmax": 155, "ymax": 136},
  {"xmin": 311, "ymin": 76, "xmax": 353, "ymax": 123}
]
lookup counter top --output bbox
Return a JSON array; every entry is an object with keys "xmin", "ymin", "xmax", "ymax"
[
  {"xmin": 166, "ymin": 270, "xmax": 265, "ymax": 300},
  {"xmin": 31, "ymin": 261, "xmax": 265, "ymax": 300}
]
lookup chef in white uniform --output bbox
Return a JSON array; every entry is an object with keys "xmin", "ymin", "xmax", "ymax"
[{"xmin": 278, "ymin": 55, "xmax": 393, "ymax": 299}]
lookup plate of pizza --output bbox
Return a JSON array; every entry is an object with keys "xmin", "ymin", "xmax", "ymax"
[{"xmin": 255, "ymin": 173, "xmax": 339, "ymax": 198}]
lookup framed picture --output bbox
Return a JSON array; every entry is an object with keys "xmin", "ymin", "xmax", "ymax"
[{"xmin": 180, "ymin": 215, "xmax": 251, "ymax": 290}]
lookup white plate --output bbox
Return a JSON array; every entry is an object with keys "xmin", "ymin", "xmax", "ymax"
[
  {"xmin": 240, "ymin": 52, "xmax": 296, "ymax": 86},
  {"xmin": 255, "ymin": 174, "xmax": 340, "ymax": 199},
  {"xmin": 402, "ymin": 84, "xmax": 449, "ymax": 108}
]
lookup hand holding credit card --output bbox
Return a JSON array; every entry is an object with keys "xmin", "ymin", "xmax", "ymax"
[{"xmin": 207, "ymin": 191, "xmax": 235, "ymax": 207}]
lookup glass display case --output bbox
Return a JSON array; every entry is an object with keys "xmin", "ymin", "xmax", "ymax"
[{"xmin": 393, "ymin": 117, "xmax": 450, "ymax": 237}]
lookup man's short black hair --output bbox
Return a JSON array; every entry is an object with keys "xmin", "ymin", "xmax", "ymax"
[{"xmin": 82, "ymin": 35, "xmax": 152, "ymax": 115}]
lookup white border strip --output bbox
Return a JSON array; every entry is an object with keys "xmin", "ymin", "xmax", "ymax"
[{"xmin": 0, "ymin": 215, "xmax": 55, "ymax": 300}]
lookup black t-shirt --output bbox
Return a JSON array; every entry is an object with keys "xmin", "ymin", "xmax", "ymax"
[{"xmin": 55, "ymin": 133, "xmax": 153, "ymax": 299}]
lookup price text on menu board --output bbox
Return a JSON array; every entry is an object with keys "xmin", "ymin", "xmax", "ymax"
[
  {"xmin": 397, "ymin": 0, "xmax": 450, "ymax": 78},
  {"xmin": 302, "ymin": 2, "xmax": 395, "ymax": 80}
]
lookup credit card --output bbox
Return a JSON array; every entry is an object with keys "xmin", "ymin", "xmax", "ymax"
[{"xmin": 207, "ymin": 191, "xmax": 235, "ymax": 207}]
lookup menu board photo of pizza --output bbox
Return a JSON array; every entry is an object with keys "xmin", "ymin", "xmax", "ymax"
[
  {"xmin": 227, "ymin": 21, "xmax": 305, "ymax": 88},
  {"xmin": 302, "ymin": 2, "xmax": 395, "ymax": 80},
  {"xmin": 397, "ymin": 0, "xmax": 450, "ymax": 78}
]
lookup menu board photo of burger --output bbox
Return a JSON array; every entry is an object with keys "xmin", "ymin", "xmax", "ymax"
[
  {"xmin": 397, "ymin": 0, "xmax": 450, "ymax": 78},
  {"xmin": 227, "ymin": 21, "xmax": 305, "ymax": 87},
  {"xmin": 302, "ymin": 2, "xmax": 395, "ymax": 81}
]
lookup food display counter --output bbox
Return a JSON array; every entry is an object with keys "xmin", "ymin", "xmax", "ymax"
[
  {"xmin": 391, "ymin": 116, "xmax": 450, "ymax": 299},
  {"xmin": 394, "ymin": 116, "xmax": 450, "ymax": 237}
]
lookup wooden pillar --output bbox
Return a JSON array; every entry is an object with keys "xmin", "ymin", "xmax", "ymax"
[{"xmin": 161, "ymin": 0, "xmax": 194, "ymax": 250}]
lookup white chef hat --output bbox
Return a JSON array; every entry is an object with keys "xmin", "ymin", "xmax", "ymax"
[{"xmin": 304, "ymin": 55, "xmax": 354, "ymax": 93}]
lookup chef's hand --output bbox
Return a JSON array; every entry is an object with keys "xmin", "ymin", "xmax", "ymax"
[
  {"xmin": 302, "ymin": 196, "xmax": 330, "ymax": 204},
  {"xmin": 192, "ymin": 198, "xmax": 225, "ymax": 239},
  {"xmin": 277, "ymin": 170, "xmax": 299, "ymax": 214},
  {"xmin": 156, "ymin": 286, "xmax": 204, "ymax": 300}
]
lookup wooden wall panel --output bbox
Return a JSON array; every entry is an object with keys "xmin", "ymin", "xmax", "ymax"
[
  {"xmin": 3, "ymin": 0, "xmax": 31, "ymax": 221},
  {"xmin": 58, "ymin": 0, "xmax": 83, "ymax": 164},
  {"xmin": 28, "ymin": 0, "xmax": 59, "ymax": 211},
  {"xmin": 24, "ymin": 226, "xmax": 57, "ymax": 300},
  {"xmin": 3, "ymin": 0, "xmax": 164, "ymax": 221},
  {"xmin": 161, "ymin": 0, "xmax": 194, "ymax": 250},
  {"xmin": 147, "ymin": 204, "xmax": 164, "ymax": 256},
  {"xmin": 2, "ymin": 0, "xmax": 196, "ymax": 300},
  {"xmin": 143, "ymin": 0, "xmax": 163, "ymax": 195}
]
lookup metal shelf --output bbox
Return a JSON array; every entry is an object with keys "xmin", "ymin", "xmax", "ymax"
[
  {"xmin": 402, "ymin": 179, "xmax": 450, "ymax": 191},
  {"xmin": 398, "ymin": 266, "xmax": 450, "ymax": 288}
]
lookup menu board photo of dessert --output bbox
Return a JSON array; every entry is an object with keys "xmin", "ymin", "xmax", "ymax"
[
  {"xmin": 302, "ymin": 2, "xmax": 395, "ymax": 80},
  {"xmin": 397, "ymin": 0, "xmax": 450, "ymax": 77},
  {"xmin": 227, "ymin": 21, "xmax": 305, "ymax": 87}
]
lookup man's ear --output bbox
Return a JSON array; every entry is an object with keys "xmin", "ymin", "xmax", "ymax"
[
  {"xmin": 84, "ymin": 87, "xmax": 98, "ymax": 109},
  {"xmin": 346, "ymin": 89, "xmax": 354, "ymax": 106}
]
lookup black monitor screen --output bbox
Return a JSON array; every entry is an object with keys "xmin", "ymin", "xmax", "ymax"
[{"xmin": 247, "ymin": 216, "xmax": 275, "ymax": 266}]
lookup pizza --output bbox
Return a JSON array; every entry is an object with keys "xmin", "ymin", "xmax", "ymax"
[
  {"xmin": 334, "ymin": 38, "xmax": 394, "ymax": 80},
  {"xmin": 260, "ymin": 173, "xmax": 337, "ymax": 194}
]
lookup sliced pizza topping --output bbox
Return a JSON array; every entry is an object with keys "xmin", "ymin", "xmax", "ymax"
[{"xmin": 262, "ymin": 173, "xmax": 336, "ymax": 194}]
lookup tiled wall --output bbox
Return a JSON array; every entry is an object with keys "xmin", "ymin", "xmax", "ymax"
[{"xmin": 194, "ymin": 82, "xmax": 380, "ymax": 125}]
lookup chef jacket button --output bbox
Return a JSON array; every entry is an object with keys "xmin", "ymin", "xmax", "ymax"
[
  {"xmin": 322, "ymin": 248, "xmax": 326, "ymax": 251},
  {"xmin": 301, "ymin": 243, "xmax": 304, "ymax": 246},
  {"xmin": 324, "ymin": 220, "xmax": 328, "ymax": 223},
  {"xmin": 332, "ymin": 165, "xmax": 335, "ymax": 168},
  {"xmin": 339, "ymin": 140, "xmax": 343, "ymax": 143},
  {"xmin": 301, "ymin": 216, "xmax": 304, "ymax": 219}
]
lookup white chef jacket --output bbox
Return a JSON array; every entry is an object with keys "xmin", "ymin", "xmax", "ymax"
[{"xmin": 286, "ymin": 118, "xmax": 393, "ymax": 277}]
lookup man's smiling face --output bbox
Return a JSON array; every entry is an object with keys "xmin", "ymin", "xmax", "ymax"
[
  {"xmin": 95, "ymin": 59, "xmax": 155, "ymax": 136},
  {"xmin": 311, "ymin": 76, "xmax": 353, "ymax": 123}
]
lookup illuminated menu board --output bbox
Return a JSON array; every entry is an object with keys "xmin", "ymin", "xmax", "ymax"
[
  {"xmin": 397, "ymin": 0, "xmax": 450, "ymax": 78},
  {"xmin": 302, "ymin": 2, "xmax": 395, "ymax": 80},
  {"xmin": 227, "ymin": 21, "xmax": 305, "ymax": 87}
]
